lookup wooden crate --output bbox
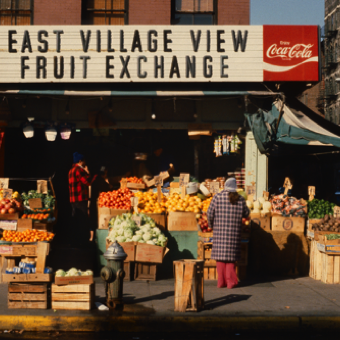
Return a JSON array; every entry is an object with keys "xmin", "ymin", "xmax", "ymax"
[
  {"xmin": 124, "ymin": 261, "xmax": 134, "ymax": 282},
  {"xmin": 271, "ymin": 216, "xmax": 305, "ymax": 232},
  {"xmin": 51, "ymin": 283, "xmax": 95, "ymax": 310},
  {"xmin": 174, "ymin": 260, "xmax": 204, "ymax": 312},
  {"xmin": 8, "ymin": 283, "xmax": 48, "ymax": 309},
  {"xmin": 134, "ymin": 262, "xmax": 158, "ymax": 281},
  {"xmin": 310, "ymin": 240, "xmax": 340, "ymax": 284},
  {"xmin": 203, "ymin": 266, "xmax": 218, "ymax": 280}
]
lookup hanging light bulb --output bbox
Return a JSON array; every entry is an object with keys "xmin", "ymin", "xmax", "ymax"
[
  {"xmin": 45, "ymin": 125, "xmax": 57, "ymax": 142},
  {"xmin": 23, "ymin": 123, "xmax": 34, "ymax": 138},
  {"xmin": 65, "ymin": 100, "xmax": 70, "ymax": 115},
  {"xmin": 60, "ymin": 124, "xmax": 72, "ymax": 140}
]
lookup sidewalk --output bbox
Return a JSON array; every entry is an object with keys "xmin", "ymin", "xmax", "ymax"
[{"xmin": 0, "ymin": 276, "xmax": 340, "ymax": 332}]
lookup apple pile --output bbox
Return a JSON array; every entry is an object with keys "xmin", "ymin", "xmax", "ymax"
[
  {"xmin": 198, "ymin": 213, "xmax": 212, "ymax": 233},
  {"xmin": 0, "ymin": 199, "xmax": 24, "ymax": 215}
]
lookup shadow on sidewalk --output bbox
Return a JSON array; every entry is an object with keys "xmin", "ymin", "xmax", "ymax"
[
  {"xmin": 205, "ymin": 294, "xmax": 251, "ymax": 310},
  {"xmin": 123, "ymin": 291, "xmax": 174, "ymax": 304}
]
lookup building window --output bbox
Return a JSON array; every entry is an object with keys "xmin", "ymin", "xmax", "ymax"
[
  {"xmin": 82, "ymin": 0, "xmax": 128, "ymax": 25},
  {"xmin": 172, "ymin": 0, "xmax": 217, "ymax": 25},
  {"xmin": 0, "ymin": 0, "xmax": 32, "ymax": 25}
]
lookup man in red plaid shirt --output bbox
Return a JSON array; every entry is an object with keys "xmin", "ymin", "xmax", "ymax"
[{"xmin": 69, "ymin": 152, "xmax": 97, "ymax": 242}]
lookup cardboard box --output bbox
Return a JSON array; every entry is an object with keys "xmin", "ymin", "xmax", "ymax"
[
  {"xmin": 135, "ymin": 243, "xmax": 169, "ymax": 264},
  {"xmin": 0, "ymin": 220, "xmax": 17, "ymax": 231},
  {"xmin": 167, "ymin": 212, "xmax": 198, "ymax": 231},
  {"xmin": 98, "ymin": 206, "xmax": 131, "ymax": 229},
  {"xmin": 271, "ymin": 216, "xmax": 305, "ymax": 232},
  {"xmin": 127, "ymin": 183, "xmax": 146, "ymax": 190},
  {"xmin": 145, "ymin": 213, "xmax": 167, "ymax": 231},
  {"xmin": 17, "ymin": 219, "xmax": 33, "ymax": 231},
  {"xmin": 251, "ymin": 215, "xmax": 271, "ymax": 231},
  {"xmin": 34, "ymin": 221, "xmax": 54, "ymax": 232},
  {"xmin": 0, "ymin": 213, "xmax": 19, "ymax": 221},
  {"xmin": 106, "ymin": 239, "xmax": 136, "ymax": 262},
  {"xmin": 54, "ymin": 275, "xmax": 94, "ymax": 285},
  {"xmin": 170, "ymin": 182, "xmax": 180, "ymax": 188}
]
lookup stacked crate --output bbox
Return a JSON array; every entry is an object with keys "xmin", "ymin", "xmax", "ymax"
[{"xmin": 197, "ymin": 238, "xmax": 248, "ymax": 281}]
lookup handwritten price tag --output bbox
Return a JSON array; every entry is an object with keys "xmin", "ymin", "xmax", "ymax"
[
  {"xmin": 132, "ymin": 215, "xmax": 142, "ymax": 226},
  {"xmin": 209, "ymin": 182, "xmax": 220, "ymax": 194},
  {"xmin": 246, "ymin": 186, "xmax": 256, "ymax": 196},
  {"xmin": 0, "ymin": 178, "xmax": 9, "ymax": 189},
  {"xmin": 37, "ymin": 180, "xmax": 48, "ymax": 194},
  {"xmin": 179, "ymin": 173, "xmax": 190, "ymax": 187},
  {"xmin": 154, "ymin": 176, "xmax": 163, "ymax": 187},
  {"xmin": 2, "ymin": 189, "xmax": 12, "ymax": 199},
  {"xmin": 334, "ymin": 206, "xmax": 340, "ymax": 218},
  {"xmin": 308, "ymin": 186, "xmax": 315, "ymax": 196},
  {"xmin": 120, "ymin": 178, "xmax": 128, "ymax": 189}
]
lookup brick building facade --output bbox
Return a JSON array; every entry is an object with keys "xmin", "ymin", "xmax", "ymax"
[{"xmin": 0, "ymin": 0, "xmax": 249, "ymax": 26}]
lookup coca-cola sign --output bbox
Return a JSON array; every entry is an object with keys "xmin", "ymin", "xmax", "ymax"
[{"xmin": 263, "ymin": 25, "xmax": 319, "ymax": 81}]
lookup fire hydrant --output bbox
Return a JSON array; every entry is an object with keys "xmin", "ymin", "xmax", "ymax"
[{"xmin": 101, "ymin": 241, "xmax": 127, "ymax": 310}]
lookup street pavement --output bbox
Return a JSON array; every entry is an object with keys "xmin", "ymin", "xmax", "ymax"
[{"xmin": 0, "ymin": 275, "xmax": 340, "ymax": 331}]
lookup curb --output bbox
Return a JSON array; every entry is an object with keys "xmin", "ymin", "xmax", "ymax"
[{"xmin": 1, "ymin": 315, "xmax": 340, "ymax": 332}]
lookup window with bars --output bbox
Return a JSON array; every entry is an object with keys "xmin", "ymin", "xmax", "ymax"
[
  {"xmin": 172, "ymin": 0, "xmax": 217, "ymax": 25},
  {"xmin": 0, "ymin": 0, "xmax": 32, "ymax": 25},
  {"xmin": 82, "ymin": 0, "xmax": 128, "ymax": 25}
]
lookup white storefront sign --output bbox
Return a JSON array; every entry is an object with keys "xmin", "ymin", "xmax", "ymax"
[{"xmin": 0, "ymin": 25, "xmax": 319, "ymax": 83}]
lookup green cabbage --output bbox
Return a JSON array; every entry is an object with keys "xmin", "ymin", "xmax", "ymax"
[
  {"xmin": 116, "ymin": 236, "xmax": 126, "ymax": 243},
  {"xmin": 143, "ymin": 232, "xmax": 152, "ymax": 241},
  {"xmin": 146, "ymin": 240, "xmax": 155, "ymax": 245}
]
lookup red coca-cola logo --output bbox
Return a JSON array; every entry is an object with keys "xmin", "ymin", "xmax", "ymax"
[
  {"xmin": 266, "ymin": 43, "xmax": 314, "ymax": 60},
  {"xmin": 263, "ymin": 25, "xmax": 319, "ymax": 81}
]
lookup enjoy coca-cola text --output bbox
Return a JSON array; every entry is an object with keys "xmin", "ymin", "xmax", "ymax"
[{"xmin": 266, "ymin": 43, "xmax": 314, "ymax": 59}]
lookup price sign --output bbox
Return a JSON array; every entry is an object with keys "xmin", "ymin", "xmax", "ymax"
[
  {"xmin": 209, "ymin": 182, "xmax": 220, "ymax": 194},
  {"xmin": 28, "ymin": 198, "xmax": 43, "ymax": 209},
  {"xmin": 154, "ymin": 176, "xmax": 163, "ymax": 187},
  {"xmin": 179, "ymin": 173, "xmax": 190, "ymax": 187},
  {"xmin": 246, "ymin": 185, "xmax": 256, "ymax": 196},
  {"xmin": 308, "ymin": 186, "xmax": 316, "ymax": 196},
  {"xmin": 2, "ymin": 189, "xmax": 13, "ymax": 199},
  {"xmin": 132, "ymin": 215, "xmax": 142, "ymax": 226},
  {"xmin": 263, "ymin": 191, "xmax": 269, "ymax": 201},
  {"xmin": 283, "ymin": 177, "xmax": 293, "ymax": 195},
  {"xmin": 120, "ymin": 178, "xmax": 127, "ymax": 189},
  {"xmin": 37, "ymin": 180, "xmax": 48, "ymax": 194},
  {"xmin": 334, "ymin": 206, "xmax": 340, "ymax": 218},
  {"xmin": 0, "ymin": 178, "xmax": 9, "ymax": 189},
  {"xmin": 130, "ymin": 197, "xmax": 139, "ymax": 213}
]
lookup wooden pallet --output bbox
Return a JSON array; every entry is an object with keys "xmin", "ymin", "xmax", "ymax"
[
  {"xmin": 174, "ymin": 260, "xmax": 204, "ymax": 312},
  {"xmin": 51, "ymin": 283, "xmax": 95, "ymax": 310},
  {"xmin": 310, "ymin": 240, "xmax": 340, "ymax": 284},
  {"xmin": 134, "ymin": 262, "xmax": 157, "ymax": 281},
  {"xmin": 8, "ymin": 283, "xmax": 48, "ymax": 309}
]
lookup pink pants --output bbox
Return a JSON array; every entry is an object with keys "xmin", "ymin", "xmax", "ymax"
[{"xmin": 216, "ymin": 261, "xmax": 238, "ymax": 289}]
